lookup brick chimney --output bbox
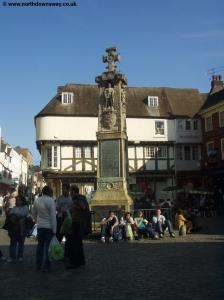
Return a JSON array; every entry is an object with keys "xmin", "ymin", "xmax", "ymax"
[{"xmin": 210, "ymin": 74, "xmax": 224, "ymax": 94}]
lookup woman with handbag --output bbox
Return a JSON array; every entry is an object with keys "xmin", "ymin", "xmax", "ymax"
[{"xmin": 7, "ymin": 195, "xmax": 29, "ymax": 262}]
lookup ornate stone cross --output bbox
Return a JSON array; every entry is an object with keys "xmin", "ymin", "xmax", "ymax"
[{"xmin": 102, "ymin": 47, "xmax": 121, "ymax": 72}]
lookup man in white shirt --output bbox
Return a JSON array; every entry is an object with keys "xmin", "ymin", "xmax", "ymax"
[
  {"xmin": 152, "ymin": 209, "xmax": 175, "ymax": 238},
  {"xmin": 32, "ymin": 185, "xmax": 56, "ymax": 272}
]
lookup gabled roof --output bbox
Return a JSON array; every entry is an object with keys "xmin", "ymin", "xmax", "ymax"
[
  {"xmin": 35, "ymin": 83, "xmax": 207, "ymax": 120},
  {"xmin": 200, "ymin": 89, "xmax": 224, "ymax": 111}
]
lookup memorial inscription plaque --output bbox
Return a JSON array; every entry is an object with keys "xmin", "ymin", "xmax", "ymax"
[{"xmin": 100, "ymin": 140, "xmax": 119, "ymax": 177}]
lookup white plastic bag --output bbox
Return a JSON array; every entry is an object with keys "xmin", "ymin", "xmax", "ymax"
[{"xmin": 48, "ymin": 236, "xmax": 64, "ymax": 261}]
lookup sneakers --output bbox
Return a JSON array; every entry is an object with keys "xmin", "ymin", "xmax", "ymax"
[
  {"xmin": 18, "ymin": 257, "xmax": 23, "ymax": 262},
  {"xmin": 101, "ymin": 237, "xmax": 106, "ymax": 243},
  {"xmin": 159, "ymin": 233, "xmax": 164, "ymax": 238},
  {"xmin": 170, "ymin": 232, "xmax": 175, "ymax": 238},
  {"xmin": 108, "ymin": 237, "xmax": 114, "ymax": 243}
]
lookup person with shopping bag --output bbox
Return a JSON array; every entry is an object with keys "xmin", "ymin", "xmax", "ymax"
[{"xmin": 32, "ymin": 186, "xmax": 57, "ymax": 272}]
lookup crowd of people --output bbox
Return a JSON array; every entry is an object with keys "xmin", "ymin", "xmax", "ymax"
[
  {"xmin": 0, "ymin": 184, "xmax": 222, "ymax": 266},
  {"xmin": 100, "ymin": 208, "xmax": 176, "ymax": 243},
  {"xmin": 0, "ymin": 184, "xmax": 90, "ymax": 271}
]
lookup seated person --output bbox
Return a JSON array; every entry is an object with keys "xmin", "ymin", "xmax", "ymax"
[
  {"xmin": 152, "ymin": 209, "xmax": 175, "ymax": 238},
  {"xmin": 120, "ymin": 212, "xmax": 138, "ymax": 240},
  {"xmin": 100, "ymin": 211, "xmax": 119, "ymax": 243},
  {"xmin": 134, "ymin": 210, "xmax": 157, "ymax": 239},
  {"xmin": 175, "ymin": 209, "xmax": 193, "ymax": 234}
]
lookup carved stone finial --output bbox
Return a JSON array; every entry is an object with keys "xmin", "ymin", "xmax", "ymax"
[{"xmin": 102, "ymin": 47, "xmax": 121, "ymax": 72}]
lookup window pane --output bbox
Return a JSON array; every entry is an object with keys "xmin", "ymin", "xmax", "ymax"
[
  {"xmin": 75, "ymin": 147, "xmax": 82, "ymax": 158},
  {"xmin": 205, "ymin": 117, "xmax": 212, "ymax": 131},
  {"xmin": 184, "ymin": 146, "xmax": 190, "ymax": 160},
  {"xmin": 177, "ymin": 120, "xmax": 183, "ymax": 130},
  {"xmin": 47, "ymin": 147, "xmax": 52, "ymax": 167},
  {"xmin": 148, "ymin": 96, "xmax": 158, "ymax": 107},
  {"xmin": 220, "ymin": 111, "xmax": 224, "ymax": 127},
  {"xmin": 157, "ymin": 146, "xmax": 167, "ymax": 158},
  {"xmin": 192, "ymin": 146, "xmax": 198, "ymax": 160},
  {"xmin": 53, "ymin": 146, "xmax": 57, "ymax": 168},
  {"xmin": 145, "ymin": 146, "xmax": 155, "ymax": 158},
  {"xmin": 63, "ymin": 94, "xmax": 67, "ymax": 103},
  {"xmin": 193, "ymin": 120, "xmax": 198, "ymax": 130},
  {"xmin": 84, "ymin": 147, "xmax": 92, "ymax": 158},
  {"xmin": 207, "ymin": 142, "xmax": 215, "ymax": 157},
  {"xmin": 185, "ymin": 120, "xmax": 191, "ymax": 130},
  {"xmin": 176, "ymin": 146, "xmax": 183, "ymax": 160},
  {"xmin": 155, "ymin": 121, "xmax": 164, "ymax": 135}
]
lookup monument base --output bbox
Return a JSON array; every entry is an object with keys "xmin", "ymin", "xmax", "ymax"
[{"xmin": 90, "ymin": 190, "xmax": 133, "ymax": 220}]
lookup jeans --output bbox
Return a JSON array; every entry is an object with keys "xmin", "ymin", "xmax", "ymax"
[
  {"xmin": 137, "ymin": 225, "xmax": 156, "ymax": 239},
  {"xmin": 153, "ymin": 219, "xmax": 174, "ymax": 235},
  {"xmin": 9, "ymin": 236, "xmax": 25, "ymax": 259},
  {"xmin": 36, "ymin": 228, "xmax": 53, "ymax": 270}
]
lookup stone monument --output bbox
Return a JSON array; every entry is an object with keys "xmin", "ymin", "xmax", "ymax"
[{"xmin": 90, "ymin": 47, "xmax": 133, "ymax": 213}]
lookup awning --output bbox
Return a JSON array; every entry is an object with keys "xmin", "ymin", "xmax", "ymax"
[
  {"xmin": 189, "ymin": 188, "xmax": 213, "ymax": 195},
  {"xmin": 162, "ymin": 186, "xmax": 184, "ymax": 193}
]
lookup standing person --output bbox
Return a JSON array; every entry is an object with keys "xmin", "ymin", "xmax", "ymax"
[
  {"xmin": 4, "ymin": 189, "xmax": 17, "ymax": 216},
  {"xmin": 7, "ymin": 195, "xmax": 29, "ymax": 262},
  {"xmin": 32, "ymin": 186, "xmax": 56, "ymax": 272},
  {"xmin": 65, "ymin": 185, "xmax": 89, "ymax": 269},
  {"xmin": 56, "ymin": 183, "xmax": 73, "ymax": 242}
]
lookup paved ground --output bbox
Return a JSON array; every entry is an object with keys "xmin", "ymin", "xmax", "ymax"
[{"xmin": 0, "ymin": 215, "xmax": 224, "ymax": 300}]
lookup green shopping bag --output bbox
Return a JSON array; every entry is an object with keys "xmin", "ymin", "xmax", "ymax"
[
  {"xmin": 48, "ymin": 236, "xmax": 64, "ymax": 261},
  {"xmin": 60, "ymin": 215, "xmax": 72, "ymax": 235}
]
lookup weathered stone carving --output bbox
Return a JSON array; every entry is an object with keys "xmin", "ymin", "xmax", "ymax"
[
  {"xmin": 104, "ymin": 85, "xmax": 114, "ymax": 109},
  {"xmin": 97, "ymin": 180, "xmax": 123, "ymax": 191},
  {"xmin": 101, "ymin": 109, "xmax": 116, "ymax": 129}
]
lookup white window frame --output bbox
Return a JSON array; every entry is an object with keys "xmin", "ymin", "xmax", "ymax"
[
  {"xmin": 184, "ymin": 146, "xmax": 191, "ymax": 160},
  {"xmin": 185, "ymin": 120, "xmax": 191, "ymax": 130},
  {"xmin": 193, "ymin": 120, "xmax": 198, "ymax": 130},
  {"xmin": 176, "ymin": 145, "xmax": 183, "ymax": 160},
  {"xmin": 145, "ymin": 146, "xmax": 155, "ymax": 158},
  {"xmin": 75, "ymin": 147, "xmax": 82, "ymax": 158},
  {"xmin": 45, "ymin": 145, "xmax": 58, "ymax": 169},
  {"xmin": 62, "ymin": 92, "xmax": 74, "ymax": 104},
  {"xmin": 205, "ymin": 116, "xmax": 213, "ymax": 132},
  {"xmin": 157, "ymin": 146, "xmax": 167, "ymax": 158},
  {"xmin": 155, "ymin": 121, "xmax": 165, "ymax": 135},
  {"xmin": 177, "ymin": 120, "xmax": 183, "ymax": 131},
  {"xmin": 192, "ymin": 145, "xmax": 199, "ymax": 160},
  {"xmin": 219, "ymin": 111, "xmax": 224, "ymax": 128},
  {"xmin": 221, "ymin": 138, "xmax": 224, "ymax": 160},
  {"xmin": 147, "ymin": 96, "xmax": 159, "ymax": 107},
  {"xmin": 84, "ymin": 147, "xmax": 92, "ymax": 158}
]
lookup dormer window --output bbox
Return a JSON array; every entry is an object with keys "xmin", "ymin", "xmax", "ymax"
[
  {"xmin": 62, "ymin": 92, "xmax": 73, "ymax": 104},
  {"xmin": 147, "ymin": 96, "xmax": 158, "ymax": 107}
]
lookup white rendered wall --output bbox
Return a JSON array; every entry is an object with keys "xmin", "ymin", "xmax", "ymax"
[{"xmin": 36, "ymin": 116, "xmax": 175, "ymax": 142}]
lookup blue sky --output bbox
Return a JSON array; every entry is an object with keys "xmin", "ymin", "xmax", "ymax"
[{"xmin": 0, "ymin": 0, "xmax": 224, "ymax": 164}]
